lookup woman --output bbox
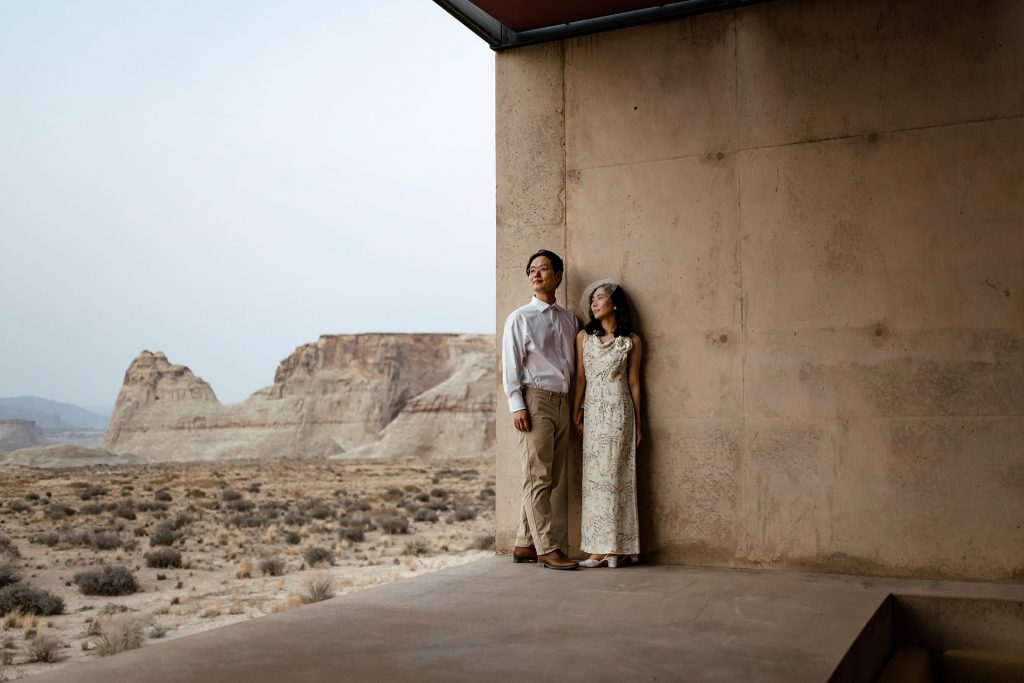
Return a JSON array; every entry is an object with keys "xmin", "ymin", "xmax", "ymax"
[{"xmin": 572, "ymin": 279, "xmax": 643, "ymax": 568}]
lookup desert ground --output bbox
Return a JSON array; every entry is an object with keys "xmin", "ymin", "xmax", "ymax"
[{"xmin": 0, "ymin": 457, "xmax": 495, "ymax": 679}]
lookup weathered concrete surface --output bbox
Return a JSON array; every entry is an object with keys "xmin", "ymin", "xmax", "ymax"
[
  {"xmin": 496, "ymin": 0, "xmax": 1024, "ymax": 581},
  {"xmin": 29, "ymin": 558, "xmax": 1024, "ymax": 683}
]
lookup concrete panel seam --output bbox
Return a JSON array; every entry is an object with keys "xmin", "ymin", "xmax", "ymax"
[
  {"xmin": 568, "ymin": 150, "xmax": 737, "ymax": 174},
  {"xmin": 566, "ymin": 112, "xmax": 1024, "ymax": 174},
  {"xmin": 737, "ymin": 112, "xmax": 1024, "ymax": 155}
]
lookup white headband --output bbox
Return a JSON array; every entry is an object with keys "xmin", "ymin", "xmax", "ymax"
[{"xmin": 578, "ymin": 278, "xmax": 619, "ymax": 318}]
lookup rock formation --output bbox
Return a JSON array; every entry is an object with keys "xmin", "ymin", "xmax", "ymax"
[
  {"xmin": 0, "ymin": 445, "xmax": 138, "ymax": 469},
  {"xmin": 102, "ymin": 335, "xmax": 495, "ymax": 462},
  {"xmin": 0, "ymin": 419, "xmax": 47, "ymax": 452}
]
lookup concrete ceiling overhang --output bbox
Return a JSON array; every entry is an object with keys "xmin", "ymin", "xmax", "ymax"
[{"xmin": 434, "ymin": 0, "xmax": 770, "ymax": 50}]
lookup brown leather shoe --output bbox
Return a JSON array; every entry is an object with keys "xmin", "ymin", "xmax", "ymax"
[
  {"xmin": 537, "ymin": 549, "xmax": 578, "ymax": 570},
  {"xmin": 512, "ymin": 545, "xmax": 538, "ymax": 563}
]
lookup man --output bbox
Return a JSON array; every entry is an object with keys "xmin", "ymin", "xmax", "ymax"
[{"xmin": 502, "ymin": 249, "xmax": 579, "ymax": 570}]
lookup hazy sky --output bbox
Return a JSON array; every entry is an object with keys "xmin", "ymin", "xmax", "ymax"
[{"xmin": 0, "ymin": 1, "xmax": 495, "ymax": 409}]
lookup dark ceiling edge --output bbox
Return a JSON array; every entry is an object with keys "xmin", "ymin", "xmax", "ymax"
[
  {"xmin": 433, "ymin": 0, "xmax": 505, "ymax": 49},
  {"xmin": 434, "ymin": 0, "xmax": 772, "ymax": 51}
]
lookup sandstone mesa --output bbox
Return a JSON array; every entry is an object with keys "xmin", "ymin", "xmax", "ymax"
[
  {"xmin": 0, "ymin": 418, "xmax": 46, "ymax": 452},
  {"xmin": 101, "ymin": 333, "xmax": 496, "ymax": 462}
]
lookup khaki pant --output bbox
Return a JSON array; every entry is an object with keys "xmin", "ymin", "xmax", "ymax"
[{"xmin": 515, "ymin": 387, "xmax": 571, "ymax": 555}]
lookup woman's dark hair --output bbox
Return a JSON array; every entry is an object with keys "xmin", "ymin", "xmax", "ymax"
[
  {"xmin": 525, "ymin": 249, "xmax": 564, "ymax": 275},
  {"xmin": 584, "ymin": 284, "xmax": 635, "ymax": 338}
]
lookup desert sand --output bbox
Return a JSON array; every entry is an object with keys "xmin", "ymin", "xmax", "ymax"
[{"xmin": 0, "ymin": 456, "xmax": 495, "ymax": 679}]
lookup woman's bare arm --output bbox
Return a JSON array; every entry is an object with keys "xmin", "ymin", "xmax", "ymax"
[
  {"xmin": 572, "ymin": 330, "xmax": 587, "ymax": 437},
  {"xmin": 628, "ymin": 334, "xmax": 644, "ymax": 447}
]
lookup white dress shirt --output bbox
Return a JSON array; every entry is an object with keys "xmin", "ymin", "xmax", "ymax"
[{"xmin": 502, "ymin": 296, "xmax": 579, "ymax": 413}]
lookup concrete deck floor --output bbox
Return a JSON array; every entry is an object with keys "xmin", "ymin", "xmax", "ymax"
[{"xmin": 30, "ymin": 557, "xmax": 1024, "ymax": 683}]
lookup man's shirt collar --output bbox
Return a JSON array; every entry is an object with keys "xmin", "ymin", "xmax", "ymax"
[{"xmin": 530, "ymin": 296, "xmax": 558, "ymax": 312}]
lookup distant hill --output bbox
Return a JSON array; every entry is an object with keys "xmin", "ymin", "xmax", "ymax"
[{"xmin": 0, "ymin": 397, "xmax": 109, "ymax": 429}]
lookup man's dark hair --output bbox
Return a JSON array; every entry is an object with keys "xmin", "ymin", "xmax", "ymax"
[
  {"xmin": 584, "ymin": 284, "xmax": 636, "ymax": 338},
  {"xmin": 525, "ymin": 249, "xmax": 564, "ymax": 275}
]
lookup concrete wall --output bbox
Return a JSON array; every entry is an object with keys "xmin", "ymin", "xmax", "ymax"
[{"xmin": 495, "ymin": 0, "xmax": 1024, "ymax": 582}]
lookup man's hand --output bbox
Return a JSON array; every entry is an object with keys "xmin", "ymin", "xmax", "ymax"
[{"xmin": 513, "ymin": 409, "xmax": 531, "ymax": 433}]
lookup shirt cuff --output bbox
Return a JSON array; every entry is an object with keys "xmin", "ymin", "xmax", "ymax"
[{"xmin": 507, "ymin": 391, "xmax": 526, "ymax": 414}]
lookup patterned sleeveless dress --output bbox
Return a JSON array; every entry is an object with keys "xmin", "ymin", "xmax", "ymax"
[{"xmin": 580, "ymin": 333, "xmax": 639, "ymax": 555}]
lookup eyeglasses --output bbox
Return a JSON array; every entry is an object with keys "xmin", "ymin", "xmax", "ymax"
[{"xmin": 528, "ymin": 266, "xmax": 551, "ymax": 275}]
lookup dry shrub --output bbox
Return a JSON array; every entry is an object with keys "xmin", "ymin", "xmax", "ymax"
[
  {"xmin": 235, "ymin": 557, "xmax": 253, "ymax": 579},
  {"xmin": 22, "ymin": 613, "xmax": 37, "ymax": 639},
  {"xmin": 74, "ymin": 565, "xmax": 138, "ymax": 596},
  {"xmin": 413, "ymin": 508, "xmax": 438, "ymax": 523},
  {"xmin": 145, "ymin": 548, "xmax": 182, "ymax": 569},
  {"xmin": 112, "ymin": 500, "xmax": 136, "ymax": 520},
  {"xmin": 77, "ymin": 484, "xmax": 107, "ymax": 500},
  {"xmin": 170, "ymin": 512, "xmax": 193, "ymax": 529},
  {"xmin": 28, "ymin": 631, "xmax": 63, "ymax": 662},
  {"xmin": 283, "ymin": 510, "xmax": 309, "ymax": 526},
  {"xmin": 378, "ymin": 515, "xmax": 409, "ymax": 535},
  {"xmin": 453, "ymin": 505, "xmax": 477, "ymax": 522},
  {"xmin": 44, "ymin": 505, "xmax": 75, "ymax": 521},
  {"xmin": 2, "ymin": 611, "xmax": 20, "ymax": 630},
  {"xmin": 307, "ymin": 502, "xmax": 333, "ymax": 520},
  {"xmin": 403, "ymin": 537, "xmax": 428, "ymax": 556},
  {"xmin": 29, "ymin": 532, "xmax": 58, "ymax": 548},
  {"xmin": 0, "ymin": 537, "xmax": 18, "ymax": 559},
  {"xmin": 303, "ymin": 547, "xmax": 334, "ymax": 567},
  {"xmin": 91, "ymin": 532, "xmax": 123, "ymax": 551},
  {"xmin": 0, "ymin": 585, "xmax": 64, "ymax": 616},
  {"xmin": 0, "ymin": 566, "xmax": 19, "ymax": 590},
  {"xmin": 149, "ymin": 522, "xmax": 181, "ymax": 547},
  {"xmin": 96, "ymin": 615, "xmax": 144, "ymax": 656},
  {"xmin": 226, "ymin": 499, "xmax": 255, "ymax": 513},
  {"xmin": 258, "ymin": 557, "xmax": 285, "ymax": 577},
  {"xmin": 303, "ymin": 575, "xmax": 334, "ymax": 604},
  {"xmin": 476, "ymin": 534, "xmax": 496, "ymax": 551}
]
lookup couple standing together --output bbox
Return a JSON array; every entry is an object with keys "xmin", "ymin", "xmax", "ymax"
[{"xmin": 502, "ymin": 249, "xmax": 644, "ymax": 570}]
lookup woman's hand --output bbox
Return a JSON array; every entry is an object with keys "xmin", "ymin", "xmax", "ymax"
[
  {"xmin": 635, "ymin": 424, "xmax": 643, "ymax": 448},
  {"xmin": 573, "ymin": 412, "xmax": 584, "ymax": 437}
]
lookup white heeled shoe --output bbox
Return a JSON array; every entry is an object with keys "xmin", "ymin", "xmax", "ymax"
[
  {"xmin": 578, "ymin": 556, "xmax": 610, "ymax": 568},
  {"xmin": 607, "ymin": 554, "xmax": 639, "ymax": 569}
]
